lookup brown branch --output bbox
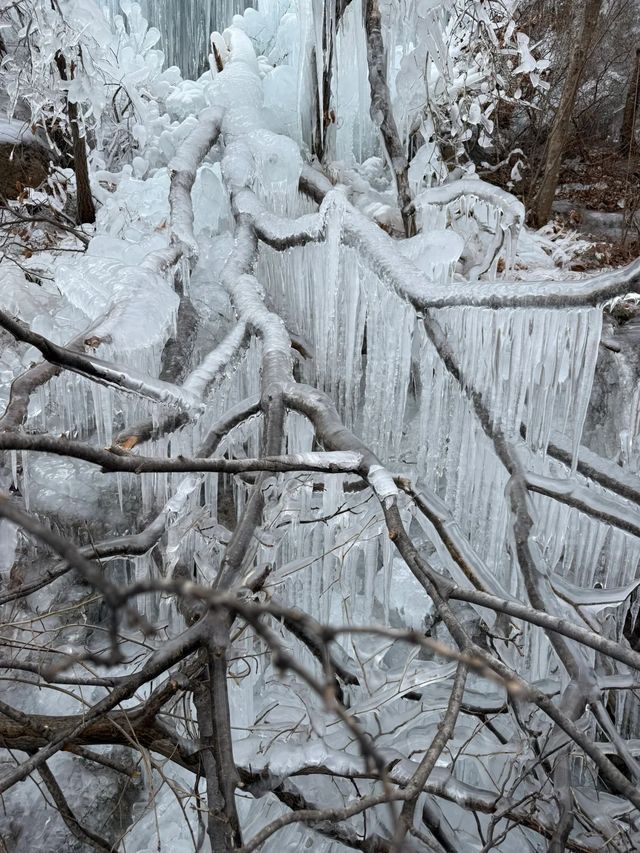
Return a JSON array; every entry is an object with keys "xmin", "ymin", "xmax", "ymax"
[
  {"xmin": 0, "ymin": 432, "xmax": 364, "ymax": 475},
  {"xmin": 55, "ymin": 51, "xmax": 96, "ymax": 224},
  {"xmin": 362, "ymin": 0, "xmax": 415, "ymax": 237},
  {"xmin": 38, "ymin": 761, "xmax": 112, "ymax": 850},
  {"xmin": 192, "ymin": 642, "xmax": 242, "ymax": 852},
  {"xmin": 272, "ymin": 782, "xmax": 392, "ymax": 852},
  {"xmin": 0, "ymin": 620, "xmax": 203, "ymax": 793},
  {"xmin": 381, "ymin": 501, "xmax": 640, "ymax": 812},
  {"xmin": 392, "ymin": 663, "xmax": 469, "ymax": 849},
  {"xmin": 239, "ymin": 790, "xmax": 406, "ymax": 853}
]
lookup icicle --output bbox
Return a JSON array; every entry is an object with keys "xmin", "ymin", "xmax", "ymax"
[{"xmin": 10, "ymin": 451, "xmax": 18, "ymax": 489}]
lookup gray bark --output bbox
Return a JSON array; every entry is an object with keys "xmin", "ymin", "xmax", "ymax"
[{"xmin": 531, "ymin": 0, "xmax": 603, "ymax": 227}]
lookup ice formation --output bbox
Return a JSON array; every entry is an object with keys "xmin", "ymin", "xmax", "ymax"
[{"xmin": 3, "ymin": 1, "xmax": 640, "ymax": 851}]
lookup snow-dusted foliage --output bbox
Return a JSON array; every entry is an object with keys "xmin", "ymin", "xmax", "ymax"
[
  {"xmin": 1, "ymin": 0, "xmax": 181, "ymax": 175},
  {"xmin": 2, "ymin": 2, "xmax": 640, "ymax": 853}
]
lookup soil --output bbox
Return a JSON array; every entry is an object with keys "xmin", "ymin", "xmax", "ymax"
[
  {"xmin": 550, "ymin": 145, "xmax": 640, "ymax": 269},
  {"xmin": 555, "ymin": 145, "xmax": 640, "ymax": 214},
  {"xmin": 484, "ymin": 142, "xmax": 640, "ymax": 270},
  {"xmin": 0, "ymin": 141, "xmax": 51, "ymax": 200}
]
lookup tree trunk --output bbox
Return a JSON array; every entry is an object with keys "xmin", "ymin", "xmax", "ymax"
[
  {"xmin": 619, "ymin": 48, "xmax": 640, "ymax": 156},
  {"xmin": 311, "ymin": 1, "xmax": 352, "ymax": 162},
  {"xmin": 363, "ymin": 0, "xmax": 416, "ymax": 237},
  {"xmin": 54, "ymin": 52, "xmax": 96, "ymax": 225},
  {"xmin": 531, "ymin": 0, "xmax": 603, "ymax": 228}
]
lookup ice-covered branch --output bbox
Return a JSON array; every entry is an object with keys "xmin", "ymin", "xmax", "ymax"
[
  {"xmin": 398, "ymin": 478, "xmax": 516, "ymax": 600},
  {"xmin": 283, "ymin": 382, "xmax": 398, "ymax": 501},
  {"xmin": 0, "ymin": 358, "xmax": 65, "ymax": 432},
  {"xmin": 212, "ymin": 211, "xmax": 291, "ymax": 590},
  {"xmin": 0, "ymin": 433, "xmax": 365, "ymax": 476},
  {"xmin": 422, "ymin": 313, "xmax": 586, "ymax": 677},
  {"xmin": 168, "ymin": 106, "xmax": 224, "ymax": 260},
  {"xmin": 0, "ymin": 310, "xmax": 201, "ymax": 409},
  {"xmin": 0, "ymin": 317, "xmax": 116, "ymax": 431},
  {"xmin": 0, "ymin": 494, "xmax": 121, "ymax": 609},
  {"xmin": 448, "ymin": 585, "xmax": 640, "ymax": 672},
  {"xmin": 393, "ymin": 663, "xmax": 469, "ymax": 849},
  {"xmin": 269, "ymin": 598, "xmax": 361, "ymax": 692},
  {"xmin": 412, "ymin": 178, "xmax": 525, "ymax": 225},
  {"xmin": 301, "ymin": 164, "xmax": 640, "ymax": 309},
  {"xmin": 412, "ymin": 178, "xmax": 525, "ymax": 279},
  {"xmin": 195, "ymin": 395, "xmax": 261, "ymax": 457},
  {"xmin": 239, "ymin": 790, "xmax": 405, "ymax": 853},
  {"xmin": 525, "ymin": 470, "xmax": 640, "ymax": 539},
  {"xmin": 363, "ymin": 0, "xmax": 415, "ymax": 237},
  {"xmin": 115, "ymin": 323, "xmax": 250, "ymax": 449},
  {"xmin": 232, "ymin": 188, "xmax": 325, "ymax": 249},
  {"xmin": 0, "ymin": 474, "xmax": 197, "ymax": 607},
  {"xmin": 543, "ymin": 427, "xmax": 640, "ymax": 506}
]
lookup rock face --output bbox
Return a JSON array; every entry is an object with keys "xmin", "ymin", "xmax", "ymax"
[
  {"xmin": 0, "ymin": 141, "xmax": 51, "ymax": 199},
  {"xmin": 584, "ymin": 308, "xmax": 640, "ymax": 469}
]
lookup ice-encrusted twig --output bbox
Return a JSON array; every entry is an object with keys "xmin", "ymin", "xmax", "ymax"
[
  {"xmin": 115, "ymin": 323, "xmax": 250, "ymax": 449},
  {"xmin": 448, "ymin": 584, "xmax": 640, "ymax": 672},
  {"xmin": 226, "ymin": 273, "xmax": 292, "ymax": 383},
  {"xmin": 195, "ymin": 395, "xmax": 261, "ymax": 457},
  {"xmin": 168, "ymin": 107, "xmax": 224, "ymax": 261},
  {"xmin": 363, "ymin": 0, "xmax": 415, "ymax": 237},
  {"xmin": 1, "ymin": 232, "xmax": 188, "ymax": 434},
  {"xmin": 542, "ymin": 426, "xmax": 640, "ymax": 506},
  {"xmin": 0, "ymin": 309, "xmax": 202, "ymax": 410},
  {"xmin": 283, "ymin": 382, "xmax": 398, "ymax": 501},
  {"xmin": 232, "ymin": 188, "xmax": 325, "ymax": 249},
  {"xmin": 0, "ymin": 433, "xmax": 366, "ymax": 475},
  {"xmin": 416, "ymin": 256, "xmax": 640, "ymax": 309},
  {"xmin": 301, "ymin": 164, "xmax": 640, "ymax": 309},
  {"xmin": 397, "ymin": 478, "xmax": 517, "ymax": 601},
  {"xmin": 0, "ymin": 496, "xmax": 121, "ymax": 610},
  {"xmin": 412, "ymin": 178, "xmax": 525, "ymax": 225},
  {"xmin": 239, "ymin": 790, "xmax": 405, "ymax": 853},
  {"xmin": 525, "ymin": 470, "xmax": 640, "ymax": 540},
  {"xmin": 392, "ymin": 662, "xmax": 469, "ymax": 849},
  {"xmin": 268, "ymin": 598, "xmax": 361, "ymax": 692}
]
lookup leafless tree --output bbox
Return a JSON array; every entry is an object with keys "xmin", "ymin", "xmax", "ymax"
[
  {"xmin": 53, "ymin": 50, "xmax": 96, "ymax": 225},
  {"xmin": 531, "ymin": 0, "xmax": 604, "ymax": 226},
  {"xmin": 619, "ymin": 47, "xmax": 640, "ymax": 156}
]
